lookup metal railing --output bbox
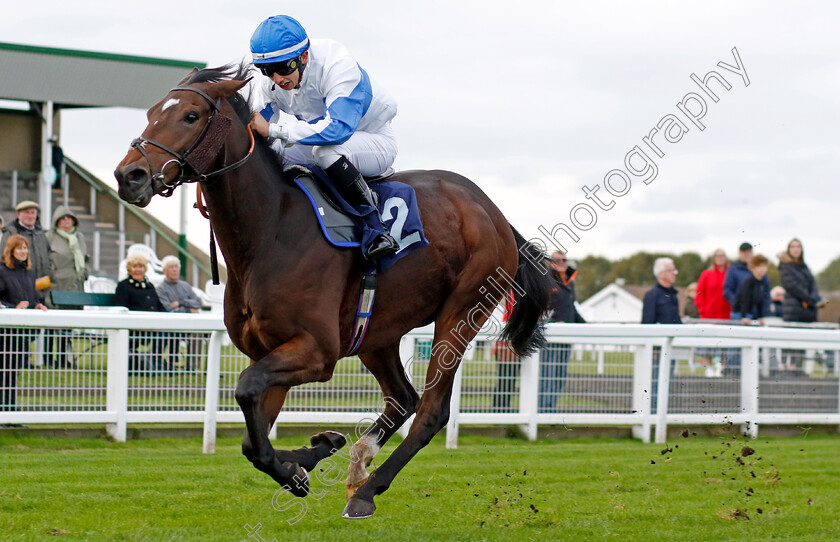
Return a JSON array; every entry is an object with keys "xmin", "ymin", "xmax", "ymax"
[{"xmin": 0, "ymin": 310, "xmax": 838, "ymax": 453}]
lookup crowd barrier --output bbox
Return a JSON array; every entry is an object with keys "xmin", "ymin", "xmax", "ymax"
[{"xmin": 0, "ymin": 310, "xmax": 838, "ymax": 452}]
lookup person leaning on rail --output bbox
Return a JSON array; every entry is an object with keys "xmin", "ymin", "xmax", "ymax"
[
  {"xmin": 114, "ymin": 254, "xmax": 172, "ymax": 374},
  {"xmin": 44, "ymin": 205, "xmax": 89, "ymax": 368},
  {"xmin": 248, "ymin": 14, "xmax": 400, "ymax": 260},
  {"xmin": 1, "ymin": 201, "xmax": 51, "ymax": 295},
  {"xmin": 0, "ymin": 235, "xmax": 47, "ymax": 414},
  {"xmin": 156, "ymin": 256, "xmax": 203, "ymax": 370},
  {"xmin": 538, "ymin": 251, "xmax": 585, "ymax": 413}
]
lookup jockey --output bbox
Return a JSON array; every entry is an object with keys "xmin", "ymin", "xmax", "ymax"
[{"xmin": 249, "ymin": 15, "xmax": 400, "ymax": 260}]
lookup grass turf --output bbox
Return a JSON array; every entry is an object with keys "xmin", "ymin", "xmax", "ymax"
[{"xmin": 1, "ymin": 430, "xmax": 839, "ymax": 541}]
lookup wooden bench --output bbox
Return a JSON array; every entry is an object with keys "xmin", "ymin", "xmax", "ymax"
[{"xmin": 50, "ymin": 291, "xmax": 118, "ymax": 309}]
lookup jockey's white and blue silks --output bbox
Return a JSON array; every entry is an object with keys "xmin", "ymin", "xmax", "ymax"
[
  {"xmin": 253, "ymin": 39, "xmax": 398, "ymax": 157},
  {"xmin": 250, "ymin": 15, "xmax": 310, "ymax": 63}
]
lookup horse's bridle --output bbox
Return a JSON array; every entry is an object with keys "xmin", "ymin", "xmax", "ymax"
[{"xmin": 130, "ymin": 85, "xmax": 254, "ymax": 197}]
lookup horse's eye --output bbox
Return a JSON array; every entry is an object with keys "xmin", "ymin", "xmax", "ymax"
[{"xmin": 184, "ymin": 112, "xmax": 200, "ymax": 123}]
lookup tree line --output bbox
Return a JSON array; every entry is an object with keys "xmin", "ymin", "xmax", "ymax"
[{"xmin": 572, "ymin": 251, "xmax": 840, "ymax": 302}]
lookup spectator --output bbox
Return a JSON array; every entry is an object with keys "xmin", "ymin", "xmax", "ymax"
[
  {"xmin": 157, "ymin": 256, "xmax": 201, "ymax": 314},
  {"xmin": 492, "ymin": 294, "xmax": 519, "ymax": 412},
  {"xmin": 731, "ymin": 254, "xmax": 771, "ymax": 324},
  {"xmin": 769, "ymin": 286, "xmax": 785, "ymax": 318},
  {"xmin": 156, "ymin": 256, "xmax": 202, "ymax": 369},
  {"xmin": 695, "ymin": 249, "xmax": 730, "ymax": 319},
  {"xmin": 723, "ymin": 242, "xmax": 769, "ymax": 319},
  {"xmin": 114, "ymin": 254, "xmax": 170, "ymax": 373},
  {"xmin": 778, "ymin": 239, "xmax": 823, "ymax": 323},
  {"xmin": 49, "ymin": 135, "xmax": 65, "ymax": 189},
  {"xmin": 538, "ymin": 252, "xmax": 585, "ymax": 413},
  {"xmin": 642, "ymin": 258, "xmax": 681, "ymax": 324},
  {"xmin": 642, "ymin": 258, "xmax": 680, "ymax": 412},
  {"xmin": 44, "ymin": 206, "xmax": 89, "ymax": 368},
  {"xmin": 684, "ymin": 282, "xmax": 700, "ymax": 319},
  {"xmin": 1, "ymin": 201, "xmax": 51, "ymax": 292},
  {"xmin": 46, "ymin": 206, "xmax": 88, "ymax": 292},
  {"xmin": 0, "ymin": 236, "xmax": 47, "ymax": 411}
]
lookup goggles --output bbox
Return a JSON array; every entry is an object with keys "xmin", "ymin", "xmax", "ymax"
[{"xmin": 258, "ymin": 57, "xmax": 301, "ymax": 77}]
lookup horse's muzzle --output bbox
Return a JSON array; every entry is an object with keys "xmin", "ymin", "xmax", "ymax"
[{"xmin": 114, "ymin": 164, "xmax": 153, "ymax": 206}]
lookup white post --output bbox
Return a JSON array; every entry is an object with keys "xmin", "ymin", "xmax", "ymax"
[
  {"xmin": 741, "ymin": 344, "xmax": 760, "ymax": 439},
  {"xmin": 203, "ymin": 330, "xmax": 224, "ymax": 454},
  {"xmin": 62, "ymin": 169, "xmax": 69, "ymax": 208},
  {"xmin": 11, "ymin": 170, "xmax": 18, "ymax": 207},
  {"xmin": 90, "ymin": 185, "xmax": 97, "ymax": 216},
  {"xmin": 596, "ymin": 345, "xmax": 605, "ymax": 375},
  {"xmin": 654, "ymin": 338, "xmax": 673, "ymax": 444},
  {"xmin": 149, "ymin": 230, "xmax": 156, "ymax": 252},
  {"xmin": 106, "ymin": 329, "xmax": 129, "ymax": 442},
  {"xmin": 118, "ymin": 205, "xmax": 126, "ymax": 261},
  {"xmin": 517, "ymin": 349, "xmax": 539, "ymax": 441},
  {"xmin": 761, "ymin": 347, "xmax": 772, "ymax": 378},
  {"xmin": 445, "ymin": 362, "xmax": 463, "ymax": 449},
  {"xmin": 93, "ymin": 231, "xmax": 101, "ymax": 273},
  {"xmin": 632, "ymin": 343, "xmax": 653, "ymax": 442},
  {"xmin": 39, "ymin": 101, "xmax": 54, "ymax": 223},
  {"xmin": 33, "ymin": 330, "xmax": 45, "ymax": 367}
]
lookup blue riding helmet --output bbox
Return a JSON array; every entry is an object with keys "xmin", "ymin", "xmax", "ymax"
[{"xmin": 251, "ymin": 15, "xmax": 310, "ymax": 65}]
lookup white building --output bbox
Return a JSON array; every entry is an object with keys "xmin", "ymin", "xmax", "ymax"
[{"xmin": 579, "ymin": 282, "xmax": 644, "ymax": 323}]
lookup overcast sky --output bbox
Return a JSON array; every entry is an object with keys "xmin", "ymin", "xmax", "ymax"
[{"xmin": 3, "ymin": 1, "xmax": 839, "ymax": 273}]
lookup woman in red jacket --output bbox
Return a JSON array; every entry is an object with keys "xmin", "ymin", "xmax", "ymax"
[{"xmin": 695, "ymin": 249, "xmax": 731, "ymax": 319}]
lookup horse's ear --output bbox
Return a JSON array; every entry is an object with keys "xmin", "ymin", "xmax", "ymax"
[
  {"xmin": 213, "ymin": 78, "xmax": 253, "ymax": 98},
  {"xmin": 177, "ymin": 68, "xmax": 201, "ymax": 86}
]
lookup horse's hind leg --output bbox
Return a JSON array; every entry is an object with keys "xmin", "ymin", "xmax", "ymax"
[
  {"xmin": 343, "ymin": 302, "xmax": 492, "ymax": 518},
  {"xmin": 346, "ymin": 343, "xmax": 419, "ymax": 500},
  {"xmin": 241, "ymin": 386, "xmax": 346, "ymax": 473}
]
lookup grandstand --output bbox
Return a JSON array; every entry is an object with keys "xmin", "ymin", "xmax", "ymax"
[{"xmin": 0, "ymin": 41, "xmax": 224, "ymax": 285}]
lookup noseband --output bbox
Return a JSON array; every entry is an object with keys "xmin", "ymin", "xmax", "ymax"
[{"xmin": 130, "ymin": 85, "xmax": 254, "ymax": 197}]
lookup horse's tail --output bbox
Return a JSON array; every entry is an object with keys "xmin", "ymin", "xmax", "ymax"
[{"xmin": 499, "ymin": 226, "xmax": 552, "ymax": 357}]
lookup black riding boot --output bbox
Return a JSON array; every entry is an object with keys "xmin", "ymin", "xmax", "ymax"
[{"xmin": 325, "ymin": 157, "xmax": 400, "ymax": 260}]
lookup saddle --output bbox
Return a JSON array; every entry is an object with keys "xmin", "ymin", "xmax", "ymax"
[{"xmin": 286, "ymin": 165, "xmax": 428, "ymax": 273}]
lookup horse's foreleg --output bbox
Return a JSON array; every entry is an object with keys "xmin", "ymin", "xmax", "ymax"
[
  {"xmin": 346, "ymin": 343, "xmax": 419, "ymax": 499},
  {"xmin": 235, "ymin": 336, "xmax": 343, "ymax": 496},
  {"xmin": 241, "ymin": 385, "xmax": 288, "ymax": 463}
]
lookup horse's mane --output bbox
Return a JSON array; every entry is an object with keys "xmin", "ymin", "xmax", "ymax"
[
  {"xmin": 186, "ymin": 63, "xmax": 253, "ymax": 125},
  {"xmin": 186, "ymin": 62, "xmax": 286, "ymax": 174}
]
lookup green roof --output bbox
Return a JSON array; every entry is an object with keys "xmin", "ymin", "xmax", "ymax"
[
  {"xmin": 0, "ymin": 42, "xmax": 208, "ymax": 109},
  {"xmin": 0, "ymin": 41, "xmax": 204, "ymax": 70}
]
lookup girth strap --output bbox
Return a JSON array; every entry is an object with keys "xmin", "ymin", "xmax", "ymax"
[{"xmin": 347, "ymin": 273, "xmax": 377, "ymax": 355}]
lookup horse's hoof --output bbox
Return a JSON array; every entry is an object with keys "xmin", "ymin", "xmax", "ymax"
[
  {"xmin": 283, "ymin": 464, "xmax": 310, "ymax": 498},
  {"xmin": 342, "ymin": 496, "xmax": 376, "ymax": 519},
  {"xmin": 310, "ymin": 430, "xmax": 346, "ymax": 451}
]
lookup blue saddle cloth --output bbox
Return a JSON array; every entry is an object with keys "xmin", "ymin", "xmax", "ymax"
[{"xmin": 288, "ymin": 165, "xmax": 428, "ymax": 273}]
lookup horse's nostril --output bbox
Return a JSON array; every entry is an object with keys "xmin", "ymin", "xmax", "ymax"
[
  {"xmin": 116, "ymin": 167, "xmax": 148, "ymax": 186},
  {"xmin": 126, "ymin": 168, "xmax": 146, "ymax": 183}
]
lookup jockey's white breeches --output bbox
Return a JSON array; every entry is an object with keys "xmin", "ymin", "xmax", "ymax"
[{"xmin": 272, "ymin": 124, "xmax": 397, "ymax": 177}]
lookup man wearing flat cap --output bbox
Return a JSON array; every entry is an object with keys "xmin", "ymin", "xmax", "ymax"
[{"xmin": 1, "ymin": 201, "xmax": 52, "ymax": 288}]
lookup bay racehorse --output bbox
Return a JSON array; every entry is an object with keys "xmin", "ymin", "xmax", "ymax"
[{"xmin": 114, "ymin": 64, "xmax": 551, "ymax": 518}]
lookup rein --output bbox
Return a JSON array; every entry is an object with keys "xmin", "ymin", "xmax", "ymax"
[{"xmin": 130, "ymin": 86, "xmax": 255, "ymax": 197}]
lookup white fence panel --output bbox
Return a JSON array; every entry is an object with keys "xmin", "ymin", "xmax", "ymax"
[{"xmin": 1, "ymin": 311, "xmax": 839, "ymax": 451}]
